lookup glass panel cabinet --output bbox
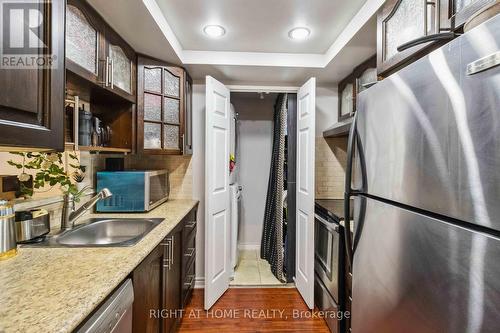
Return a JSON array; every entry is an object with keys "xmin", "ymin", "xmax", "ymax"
[
  {"xmin": 376, "ymin": 0, "xmax": 494, "ymax": 76},
  {"xmin": 138, "ymin": 56, "xmax": 191, "ymax": 155},
  {"xmin": 338, "ymin": 55, "xmax": 377, "ymax": 122},
  {"xmin": 66, "ymin": 4, "xmax": 98, "ymax": 75},
  {"xmin": 384, "ymin": 0, "xmax": 426, "ymax": 60},
  {"xmin": 377, "ymin": 0, "xmax": 453, "ymax": 76},
  {"xmin": 110, "ymin": 45, "xmax": 132, "ymax": 94},
  {"xmin": 65, "ymin": 0, "xmax": 136, "ymax": 103},
  {"xmin": 339, "ymin": 83, "xmax": 354, "ymax": 121}
]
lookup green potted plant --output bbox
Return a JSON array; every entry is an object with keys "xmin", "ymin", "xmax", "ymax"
[{"xmin": 7, "ymin": 152, "xmax": 89, "ymax": 201}]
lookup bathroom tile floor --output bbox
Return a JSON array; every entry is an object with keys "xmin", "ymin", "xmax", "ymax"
[{"xmin": 230, "ymin": 249, "xmax": 292, "ymax": 287}]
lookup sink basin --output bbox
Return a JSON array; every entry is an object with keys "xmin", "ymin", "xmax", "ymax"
[{"xmin": 26, "ymin": 218, "xmax": 163, "ymax": 247}]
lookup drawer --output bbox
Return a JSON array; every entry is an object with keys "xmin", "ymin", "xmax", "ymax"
[
  {"xmin": 182, "ymin": 215, "xmax": 197, "ymax": 243},
  {"xmin": 314, "ymin": 275, "xmax": 340, "ymax": 333},
  {"xmin": 182, "ymin": 231, "xmax": 196, "ymax": 275},
  {"xmin": 182, "ymin": 257, "xmax": 195, "ymax": 307}
]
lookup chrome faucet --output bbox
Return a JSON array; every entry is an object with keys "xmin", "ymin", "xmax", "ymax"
[{"xmin": 60, "ymin": 188, "xmax": 112, "ymax": 231}]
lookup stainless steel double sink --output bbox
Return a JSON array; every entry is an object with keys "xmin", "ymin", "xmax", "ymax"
[{"xmin": 25, "ymin": 218, "xmax": 163, "ymax": 247}]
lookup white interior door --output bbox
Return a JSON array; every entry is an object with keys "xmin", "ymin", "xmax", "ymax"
[
  {"xmin": 204, "ymin": 76, "xmax": 231, "ymax": 310},
  {"xmin": 295, "ymin": 77, "xmax": 316, "ymax": 309}
]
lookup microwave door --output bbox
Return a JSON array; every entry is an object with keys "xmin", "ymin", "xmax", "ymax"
[{"xmin": 146, "ymin": 171, "xmax": 170, "ymax": 210}]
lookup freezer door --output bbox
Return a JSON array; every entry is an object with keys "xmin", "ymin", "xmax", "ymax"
[
  {"xmin": 352, "ymin": 197, "xmax": 500, "ymax": 333},
  {"xmin": 355, "ymin": 15, "xmax": 500, "ymax": 231}
]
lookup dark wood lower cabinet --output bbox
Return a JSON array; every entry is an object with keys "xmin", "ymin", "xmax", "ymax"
[
  {"xmin": 163, "ymin": 230, "xmax": 182, "ymax": 333},
  {"xmin": 132, "ymin": 205, "xmax": 198, "ymax": 333},
  {"xmin": 131, "ymin": 244, "xmax": 164, "ymax": 333}
]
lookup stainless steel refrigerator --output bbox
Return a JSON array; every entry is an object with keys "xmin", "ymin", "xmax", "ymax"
[{"xmin": 344, "ymin": 14, "xmax": 500, "ymax": 333}]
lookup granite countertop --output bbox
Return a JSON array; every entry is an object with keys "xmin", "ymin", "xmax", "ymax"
[{"xmin": 0, "ymin": 199, "xmax": 198, "ymax": 333}]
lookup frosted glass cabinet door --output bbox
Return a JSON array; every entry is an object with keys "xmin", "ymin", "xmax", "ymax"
[
  {"xmin": 110, "ymin": 45, "xmax": 132, "ymax": 94},
  {"xmin": 384, "ymin": 0, "xmax": 425, "ymax": 61},
  {"xmin": 164, "ymin": 125, "xmax": 180, "ymax": 149},
  {"xmin": 341, "ymin": 83, "xmax": 354, "ymax": 117},
  {"xmin": 66, "ymin": 5, "xmax": 98, "ymax": 75},
  {"xmin": 144, "ymin": 67, "xmax": 162, "ymax": 93},
  {"xmin": 164, "ymin": 70, "xmax": 180, "ymax": 97},
  {"xmin": 144, "ymin": 123, "xmax": 162, "ymax": 149}
]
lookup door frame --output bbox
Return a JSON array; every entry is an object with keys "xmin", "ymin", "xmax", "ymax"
[{"xmin": 203, "ymin": 81, "xmax": 315, "ymax": 310}]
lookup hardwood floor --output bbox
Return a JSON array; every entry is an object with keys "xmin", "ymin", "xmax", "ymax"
[{"xmin": 178, "ymin": 288, "xmax": 330, "ymax": 332}]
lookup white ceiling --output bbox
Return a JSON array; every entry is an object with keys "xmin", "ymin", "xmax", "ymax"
[
  {"xmin": 87, "ymin": 0, "xmax": 383, "ymax": 86},
  {"xmin": 155, "ymin": 0, "xmax": 367, "ymax": 54},
  {"xmin": 184, "ymin": 16, "xmax": 377, "ymax": 86}
]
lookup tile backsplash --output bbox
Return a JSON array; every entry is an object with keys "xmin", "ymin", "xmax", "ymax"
[
  {"xmin": 315, "ymin": 136, "xmax": 348, "ymax": 199},
  {"xmin": 0, "ymin": 151, "xmax": 193, "ymax": 230}
]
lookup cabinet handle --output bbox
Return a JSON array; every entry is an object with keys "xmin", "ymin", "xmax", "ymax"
[
  {"xmin": 185, "ymin": 248, "xmax": 195, "ymax": 257},
  {"xmin": 182, "ymin": 134, "xmax": 185, "ymax": 153},
  {"xmin": 105, "ymin": 57, "xmax": 110, "ymax": 87},
  {"xmin": 110, "ymin": 58, "xmax": 114, "ymax": 89},
  {"xmin": 184, "ymin": 275, "xmax": 195, "ymax": 287},
  {"xmin": 396, "ymin": 32, "xmax": 457, "ymax": 52},
  {"xmin": 162, "ymin": 239, "xmax": 171, "ymax": 270},
  {"xmin": 185, "ymin": 221, "xmax": 196, "ymax": 229},
  {"xmin": 170, "ymin": 235, "xmax": 174, "ymax": 266}
]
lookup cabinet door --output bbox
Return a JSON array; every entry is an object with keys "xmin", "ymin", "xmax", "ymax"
[
  {"xmin": 0, "ymin": 0, "xmax": 64, "ymax": 151},
  {"xmin": 132, "ymin": 244, "xmax": 164, "ymax": 333},
  {"xmin": 451, "ymin": 0, "xmax": 496, "ymax": 28},
  {"xmin": 137, "ymin": 56, "xmax": 184, "ymax": 154},
  {"xmin": 377, "ymin": 0, "xmax": 444, "ymax": 76},
  {"xmin": 104, "ymin": 29, "xmax": 136, "ymax": 102},
  {"xmin": 163, "ymin": 231, "xmax": 182, "ymax": 333},
  {"xmin": 338, "ymin": 74, "xmax": 356, "ymax": 122},
  {"xmin": 65, "ymin": 0, "xmax": 103, "ymax": 84}
]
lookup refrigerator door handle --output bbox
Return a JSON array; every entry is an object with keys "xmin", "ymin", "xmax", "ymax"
[
  {"xmin": 344, "ymin": 114, "xmax": 357, "ymax": 268},
  {"xmin": 344, "ymin": 112, "xmax": 367, "ymax": 268}
]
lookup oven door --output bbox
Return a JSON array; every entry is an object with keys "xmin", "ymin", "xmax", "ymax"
[{"xmin": 314, "ymin": 213, "xmax": 340, "ymax": 302}]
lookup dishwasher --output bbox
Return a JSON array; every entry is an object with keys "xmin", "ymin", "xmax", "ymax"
[{"xmin": 77, "ymin": 279, "xmax": 134, "ymax": 333}]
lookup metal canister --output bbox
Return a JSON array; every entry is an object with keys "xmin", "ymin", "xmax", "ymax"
[{"xmin": 0, "ymin": 200, "xmax": 16, "ymax": 260}]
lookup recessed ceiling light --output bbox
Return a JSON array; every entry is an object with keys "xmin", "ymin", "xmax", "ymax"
[
  {"xmin": 203, "ymin": 25, "xmax": 226, "ymax": 38},
  {"xmin": 288, "ymin": 27, "xmax": 310, "ymax": 40}
]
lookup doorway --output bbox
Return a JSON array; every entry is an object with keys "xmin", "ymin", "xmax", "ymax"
[
  {"xmin": 228, "ymin": 91, "xmax": 294, "ymax": 287},
  {"xmin": 204, "ymin": 78, "xmax": 316, "ymax": 310}
]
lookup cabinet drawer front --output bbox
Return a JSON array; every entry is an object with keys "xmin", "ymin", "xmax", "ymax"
[
  {"xmin": 182, "ymin": 257, "xmax": 195, "ymax": 307},
  {"xmin": 182, "ymin": 232, "xmax": 196, "ymax": 276},
  {"xmin": 182, "ymin": 215, "xmax": 197, "ymax": 243}
]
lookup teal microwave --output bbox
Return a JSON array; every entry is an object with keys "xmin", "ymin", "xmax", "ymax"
[{"xmin": 96, "ymin": 170, "xmax": 169, "ymax": 212}]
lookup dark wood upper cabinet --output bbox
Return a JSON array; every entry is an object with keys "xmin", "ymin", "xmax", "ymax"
[
  {"xmin": 65, "ymin": 0, "xmax": 136, "ymax": 103},
  {"xmin": 450, "ymin": 0, "xmax": 497, "ymax": 29},
  {"xmin": 103, "ymin": 27, "xmax": 137, "ymax": 101},
  {"xmin": 65, "ymin": 0, "xmax": 103, "ymax": 85},
  {"xmin": 0, "ymin": 0, "xmax": 65, "ymax": 151},
  {"xmin": 377, "ymin": 0, "xmax": 497, "ymax": 76},
  {"xmin": 377, "ymin": 0, "xmax": 453, "ymax": 76},
  {"xmin": 137, "ymin": 55, "xmax": 192, "ymax": 155},
  {"xmin": 338, "ymin": 56, "xmax": 377, "ymax": 122}
]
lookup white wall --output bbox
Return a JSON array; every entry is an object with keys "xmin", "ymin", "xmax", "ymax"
[
  {"xmin": 315, "ymin": 86, "xmax": 338, "ymax": 136},
  {"xmin": 191, "ymin": 83, "xmax": 337, "ymax": 283},
  {"xmin": 232, "ymin": 93, "xmax": 275, "ymax": 247}
]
